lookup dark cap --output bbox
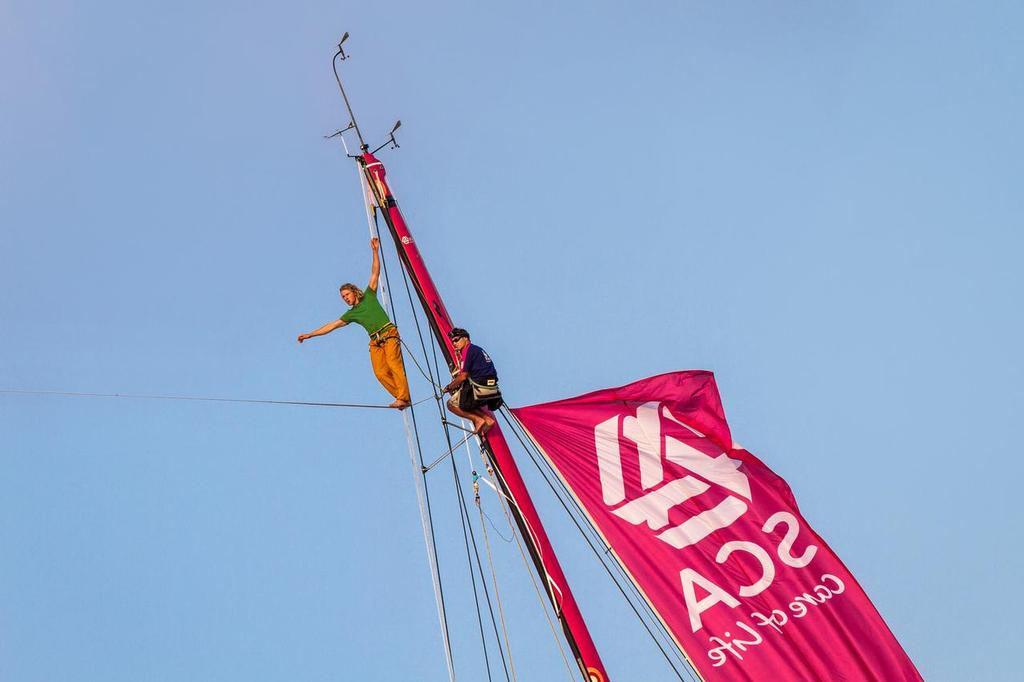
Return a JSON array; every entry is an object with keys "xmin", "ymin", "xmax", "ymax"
[{"xmin": 448, "ymin": 327, "xmax": 469, "ymax": 340}]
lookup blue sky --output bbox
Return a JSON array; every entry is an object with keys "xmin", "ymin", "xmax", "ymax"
[{"xmin": 2, "ymin": 1, "xmax": 1021, "ymax": 680}]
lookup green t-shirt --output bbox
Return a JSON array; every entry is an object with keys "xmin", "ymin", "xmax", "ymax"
[{"xmin": 340, "ymin": 286, "xmax": 393, "ymax": 335}]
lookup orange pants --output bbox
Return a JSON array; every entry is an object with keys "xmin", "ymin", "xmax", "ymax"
[{"xmin": 369, "ymin": 327, "xmax": 410, "ymax": 402}]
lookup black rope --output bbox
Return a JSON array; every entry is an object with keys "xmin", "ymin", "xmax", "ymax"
[
  {"xmin": 498, "ymin": 408, "xmax": 698, "ymax": 682},
  {"xmin": 0, "ymin": 388, "xmax": 427, "ymax": 410},
  {"xmin": 481, "ymin": 508, "xmax": 515, "ymax": 543},
  {"xmin": 400, "ymin": 337, "xmax": 445, "ymax": 390}
]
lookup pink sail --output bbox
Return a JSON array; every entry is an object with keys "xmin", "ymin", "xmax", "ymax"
[{"xmin": 512, "ymin": 371, "xmax": 921, "ymax": 682}]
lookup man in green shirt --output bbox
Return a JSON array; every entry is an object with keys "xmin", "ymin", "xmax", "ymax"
[{"xmin": 297, "ymin": 238, "xmax": 411, "ymax": 409}]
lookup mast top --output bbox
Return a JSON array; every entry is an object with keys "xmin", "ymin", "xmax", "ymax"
[
  {"xmin": 331, "ymin": 33, "xmax": 403, "ymax": 156},
  {"xmin": 332, "ymin": 32, "xmax": 367, "ymax": 152}
]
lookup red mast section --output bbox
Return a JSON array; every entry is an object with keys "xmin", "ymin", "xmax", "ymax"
[{"xmin": 359, "ymin": 151, "xmax": 609, "ymax": 682}]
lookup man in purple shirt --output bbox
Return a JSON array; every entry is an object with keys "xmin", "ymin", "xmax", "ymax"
[{"xmin": 443, "ymin": 328, "xmax": 501, "ymax": 434}]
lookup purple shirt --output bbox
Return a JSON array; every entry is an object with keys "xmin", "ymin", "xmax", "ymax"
[{"xmin": 460, "ymin": 343, "xmax": 497, "ymax": 381}]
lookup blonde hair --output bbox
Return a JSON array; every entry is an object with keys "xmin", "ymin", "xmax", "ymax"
[{"xmin": 339, "ymin": 283, "xmax": 364, "ymax": 305}]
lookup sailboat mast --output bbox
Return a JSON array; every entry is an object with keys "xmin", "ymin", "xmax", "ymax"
[
  {"xmin": 329, "ymin": 42, "xmax": 608, "ymax": 679},
  {"xmin": 357, "ymin": 151, "xmax": 610, "ymax": 682}
]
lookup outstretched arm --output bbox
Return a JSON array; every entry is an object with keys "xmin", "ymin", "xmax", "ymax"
[
  {"xmin": 368, "ymin": 237, "xmax": 381, "ymax": 291},
  {"xmin": 298, "ymin": 319, "xmax": 347, "ymax": 343}
]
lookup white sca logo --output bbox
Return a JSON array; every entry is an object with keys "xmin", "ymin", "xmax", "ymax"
[
  {"xmin": 594, "ymin": 401, "xmax": 750, "ymax": 549},
  {"xmin": 594, "ymin": 401, "xmax": 818, "ymax": 632}
]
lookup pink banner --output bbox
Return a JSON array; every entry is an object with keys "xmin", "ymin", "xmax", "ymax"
[{"xmin": 513, "ymin": 371, "xmax": 921, "ymax": 682}]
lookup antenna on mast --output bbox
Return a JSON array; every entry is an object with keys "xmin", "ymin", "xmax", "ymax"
[
  {"xmin": 332, "ymin": 32, "xmax": 367, "ymax": 152},
  {"xmin": 329, "ymin": 33, "xmax": 404, "ymax": 157},
  {"xmin": 336, "ymin": 31, "xmax": 351, "ymax": 60},
  {"xmin": 371, "ymin": 120, "xmax": 402, "ymax": 154}
]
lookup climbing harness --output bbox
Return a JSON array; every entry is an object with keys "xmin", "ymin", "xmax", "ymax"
[{"xmin": 368, "ymin": 323, "xmax": 398, "ymax": 343}]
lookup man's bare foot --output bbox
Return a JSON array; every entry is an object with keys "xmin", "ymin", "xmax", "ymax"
[
  {"xmin": 390, "ymin": 399, "xmax": 411, "ymax": 410},
  {"xmin": 479, "ymin": 417, "xmax": 496, "ymax": 434}
]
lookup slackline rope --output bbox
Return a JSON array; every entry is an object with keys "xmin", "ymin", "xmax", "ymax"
[{"xmin": 0, "ymin": 388, "xmax": 430, "ymax": 410}]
